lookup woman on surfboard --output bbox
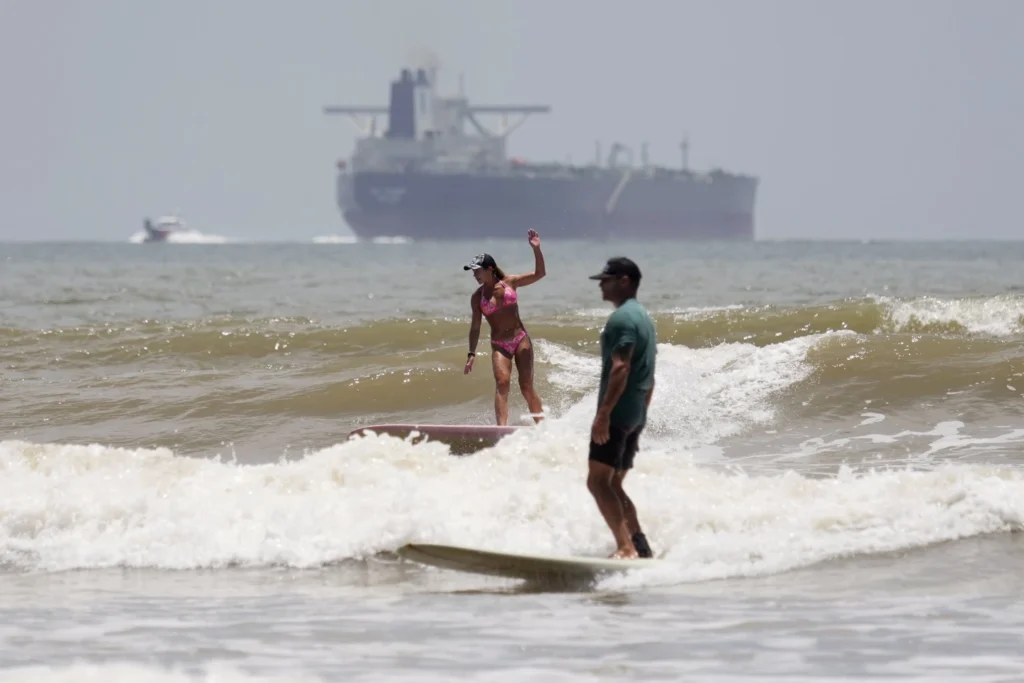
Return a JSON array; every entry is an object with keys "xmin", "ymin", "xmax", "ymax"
[{"xmin": 464, "ymin": 229, "xmax": 546, "ymax": 426}]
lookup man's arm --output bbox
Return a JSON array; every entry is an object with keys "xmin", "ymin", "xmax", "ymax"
[
  {"xmin": 597, "ymin": 316, "xmax": 636, "ymax": 415},
  {"xmin": 597, "ymin": 345, "xmax": 633, "ymax": 418}
]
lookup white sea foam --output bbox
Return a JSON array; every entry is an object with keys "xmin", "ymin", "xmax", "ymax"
[
  {"xmin": 2, "ymin": 333, "xmax": 1022, "ymax": 580},
  {"xmin": 875, "ymin": 294, "xmax": 1024, "ymax": 336},
  {"xmin": 128, "ymin": 230, "xmax": 230, "ymax": 245}
]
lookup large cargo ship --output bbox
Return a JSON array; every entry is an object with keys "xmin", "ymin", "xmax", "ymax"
[{"xmin": 323, "ymin": 67, "xmax": 758, "ymax": 241}]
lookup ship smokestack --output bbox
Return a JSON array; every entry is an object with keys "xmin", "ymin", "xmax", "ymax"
[
  {"xmin": 387, "ymin": 69, "xmax": 415, "ymax": 139},
  {"xmin": 413, "ymin": 68, "xmax": 435, "ymax": 140}
]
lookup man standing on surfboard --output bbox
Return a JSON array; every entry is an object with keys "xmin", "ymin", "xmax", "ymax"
[{"xmin": 587, "ymin": 257, "xmax": 657, "ymax": 560}]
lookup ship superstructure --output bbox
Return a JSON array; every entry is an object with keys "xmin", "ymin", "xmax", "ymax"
[{"xmin": 323, "ymin": 67, "xmax": 758, "ymax": 240}]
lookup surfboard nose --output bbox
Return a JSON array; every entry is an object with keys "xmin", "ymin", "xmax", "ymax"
[{"xmin": 345, "ymin": 423, "xmax": 523, "ymax": 455}]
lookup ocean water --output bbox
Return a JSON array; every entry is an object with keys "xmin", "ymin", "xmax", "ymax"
[{"xmin": 2, "ymin": 239, "xmax": 1024, "ymax": 682}]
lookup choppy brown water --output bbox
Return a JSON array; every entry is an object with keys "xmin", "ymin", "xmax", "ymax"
[
  {"xmin": 3, "ymin": 240, "xmax": 1024, "ymax": 681},
  {"xmin": 4, "ymin": 285, "xmax": 1024, "ymax": 458}
]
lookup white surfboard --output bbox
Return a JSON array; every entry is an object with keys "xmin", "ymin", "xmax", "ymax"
[{"xmin": 397, "ymin": 543, "xmax": 665, "ymax": 580}]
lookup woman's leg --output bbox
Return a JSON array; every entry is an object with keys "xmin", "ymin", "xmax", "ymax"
[
  {"xmin": 513, "ymin": 336, "xmax": 544, "ymax": 423},
  {"xmin": 491, "ymin": 347, "xmax": 513, "ymax": 425}
]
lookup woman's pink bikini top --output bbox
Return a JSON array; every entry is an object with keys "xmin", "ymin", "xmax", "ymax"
[{"xmin": 479, "ymin": 281, "xmax": 518, "ymax": 316}]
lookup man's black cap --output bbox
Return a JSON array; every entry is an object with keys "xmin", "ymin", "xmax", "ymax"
[
  {"xmin": 588, "ymin": 257, "xmax": 642, "ymax": 283},
  {"xmin": 464, "ymin": 253, "xmax": 497, "ymax": 271}
]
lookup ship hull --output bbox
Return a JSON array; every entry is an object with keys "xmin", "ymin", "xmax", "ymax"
[
  {"xmin": 143, "ymin": 228, "xmax": 171, "ymax": 243},
  {"xmin": 342, "ymin": 208, "xmax": 753, "ymax": 240},
  {"xmin": 337, "ymin": 171, "xmax": 758, "ymax": 241}
]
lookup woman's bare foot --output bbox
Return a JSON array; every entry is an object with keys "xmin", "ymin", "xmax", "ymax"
[{"xmin": 610, "ymin": 547, "xmax": 639, "ymax": 560}]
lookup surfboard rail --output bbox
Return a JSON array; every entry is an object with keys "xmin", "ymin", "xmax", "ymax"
[{"xmin": 397, "ymin": 542, "xmax": 664, "ymax": 580}]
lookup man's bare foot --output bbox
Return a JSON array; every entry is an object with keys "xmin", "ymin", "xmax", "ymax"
[{"xmin": 610, "ymin": 547, "xmax": 639, "ymax": 560}]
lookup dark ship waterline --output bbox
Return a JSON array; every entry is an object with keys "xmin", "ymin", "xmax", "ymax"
[{"xmin": 323, "ymin": 68, "xmax": 758, "ymax": 241}]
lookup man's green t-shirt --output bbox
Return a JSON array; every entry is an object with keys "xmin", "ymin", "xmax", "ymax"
[{"xmin": 597, "ymin": 298, "xmax": 657, "ymax": 428}]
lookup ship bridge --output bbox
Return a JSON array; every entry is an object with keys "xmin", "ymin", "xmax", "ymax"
[{"xmin": 323, "ymin": 68, "xmax": 550, "ymax": 173}]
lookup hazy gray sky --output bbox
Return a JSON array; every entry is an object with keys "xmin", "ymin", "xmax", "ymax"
[{"xmin": 1, "ymin": 0, "xmax": 1021, "ymax": 241}]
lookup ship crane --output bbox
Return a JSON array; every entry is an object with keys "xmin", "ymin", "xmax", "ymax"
[
  {"xmin": 321, "ymin": 106, "xmax": 389, "ymax": 137},
  {"xmin": 463, "ymin": 105, "xmax": 551, "ymax": 139},
  {"xmin": 607, "ymin": 142, "xmax": 633, "ymax": 168}
]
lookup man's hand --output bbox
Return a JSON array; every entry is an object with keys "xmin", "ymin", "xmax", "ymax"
[{"xmin": 591, "ymin": 411, "xmax": 611, "ymax": 445}]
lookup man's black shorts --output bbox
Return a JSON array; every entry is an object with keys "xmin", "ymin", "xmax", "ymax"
[{"xmin": 589, "ymin": 423, "xmax": 644, "ymax": 471}]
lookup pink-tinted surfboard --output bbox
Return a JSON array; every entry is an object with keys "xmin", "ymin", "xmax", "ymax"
[{"xmin": 345, "ymin": 423, "xmax": 523, "ymax": 455}]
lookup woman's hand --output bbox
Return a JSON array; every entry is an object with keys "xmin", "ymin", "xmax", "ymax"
[
  {"xmin": 464, "ymin": 354, "xmax": 476, "ymax": 374},
  {"xmin": 527, "ymin": 229, "xmax": 540, "ymax": 249}
]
